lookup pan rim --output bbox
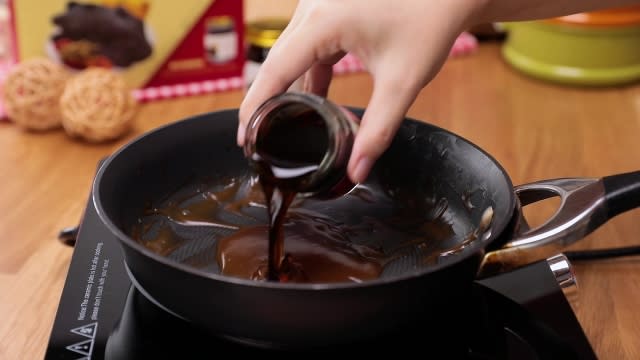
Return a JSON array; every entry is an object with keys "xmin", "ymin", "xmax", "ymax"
[{"xmin": 92, "ymin": 108, "xmax": 517, "ymax": 291}]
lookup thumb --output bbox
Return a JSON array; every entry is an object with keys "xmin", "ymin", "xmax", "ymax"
[{"xmin": 347, "ymin": 76, "xmax": 420, "ymax": 184}]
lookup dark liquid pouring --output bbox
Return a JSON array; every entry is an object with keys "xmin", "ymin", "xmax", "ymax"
[
  {"xmin": 250, "ymin": 108, "xmax": 334, "ymax": 281},
  {"xmin": 260, "ymin": 183, "xmax": 298, "ymax": 281},
  {"xmin": 132, "ymin": 111, "xmax": 490, "ymax": 284}
]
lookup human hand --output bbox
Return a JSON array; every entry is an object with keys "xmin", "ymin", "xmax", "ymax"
[{"xmin": 238, "ymin": 0, "xmax": 485, "ymax": 184}]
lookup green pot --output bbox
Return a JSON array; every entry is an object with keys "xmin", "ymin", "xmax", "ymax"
[{"xmin": 501, "ymin": 21, "xmax": 640, "ymax": 86}]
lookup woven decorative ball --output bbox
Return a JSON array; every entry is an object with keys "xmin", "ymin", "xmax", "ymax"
[
  {"xmin": 3, "ymin": 58, "xmax": 69, "ymax": 131},
  {"xmin": 60, "ymin": 68, "xmax": 137, "ymax": 142}
]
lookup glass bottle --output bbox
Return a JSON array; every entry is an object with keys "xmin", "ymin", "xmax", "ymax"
[
  {"xmin": 243, "ymin": 92, "xmax": 359, "ymax": 199},
  {"xmin": 243, "ymin": 18, "xmax": 303, "ymax": 92}
]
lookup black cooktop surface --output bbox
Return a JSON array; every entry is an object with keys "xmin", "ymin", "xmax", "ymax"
[{"xmin": 44, "ymin": 186, "xmax": 597, "ymax": 360}]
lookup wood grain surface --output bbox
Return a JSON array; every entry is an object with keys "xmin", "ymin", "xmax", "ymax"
[{"xmin": 0, "ymin": 42, "xmax": 639, "ymax": 359}]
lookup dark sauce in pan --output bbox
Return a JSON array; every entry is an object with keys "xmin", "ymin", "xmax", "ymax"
[
  {"xmin": 132, "ymin": 110, "xmax": 493, "ymax": 284},
  {"xmin": 132, "ymin": 176, "xmax": 460, "ymax": 284}
]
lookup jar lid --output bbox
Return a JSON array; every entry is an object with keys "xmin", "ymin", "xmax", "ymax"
[
  {"xmin": 546, "ymin": 5, "xmax": 640, "ymax": 27},
  {"xmin": 246, "ymin": 18, "xmax": 290, "ymax": 48},
  {"xmin": 206, "ymin": 15, "xmax": 235, "ymax": 30}
]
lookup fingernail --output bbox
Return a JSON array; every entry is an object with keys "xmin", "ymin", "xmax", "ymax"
[{"xmin": 352, "ymin": 157, "xmax": 372, "ymax": 184}]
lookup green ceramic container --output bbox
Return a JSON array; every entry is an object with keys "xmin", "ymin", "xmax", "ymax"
[{"xmin": 501, "ymin": 20, "xmax": 640, "ymax": 86}]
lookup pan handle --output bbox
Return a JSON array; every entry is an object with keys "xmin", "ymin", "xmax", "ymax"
[{"xmin": 477, "ymin": 170, "xmax": 640, "ymax": 278}]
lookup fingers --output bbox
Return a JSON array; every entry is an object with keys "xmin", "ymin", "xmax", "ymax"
[
  {"xmin": 302, "ymin": 51, "xmax": 345, "ymax": 97},
  {"xmin": 303, "ymin": 63, "xmax": 334, "ymax": 98},
  {"xmin": 238, "ymin": 15, "xmax": 340, "ymax": 146},
  {"xmin": 236, "ymin": 3, "xmax": 304, "ymax": 146},
  {"xmin": 347, "ymin": 75, "xmax": 420, "ymax": 184}
]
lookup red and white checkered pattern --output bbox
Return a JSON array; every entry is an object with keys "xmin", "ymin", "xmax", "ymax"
[
  {"xmin": 132, "ymin": 31, "xmax": 478, "ymax": 103},
  {"xmin": 132, "ymin": 53, "xmax": 367, "ymax": 103},
  {"xmin": 132, "ymin": 76, "xmax": 245, "ymax": 103},
  {"xmin": 0, "ymin": 32, "xmax": 478, "ymax": 112},
  {"xmin": 449, "ymin": 31, "xmax": 478, "ymax": 57},
  {"xmin": 333, "ymin": 52, "xmax": 365, "ymax": 75}
]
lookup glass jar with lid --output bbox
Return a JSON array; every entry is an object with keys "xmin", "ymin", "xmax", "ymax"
[
  {"xmin": 244, "ymin": 18, "xmax": 302, "ymax": 91},
  {"xmin": 203, "ymin": 15, "xmax": 238, "ymax": 64}
]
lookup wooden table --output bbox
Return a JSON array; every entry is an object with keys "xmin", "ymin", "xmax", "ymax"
[{"xmin": 1, "ymin": 43, "xmax": 639, "ymax": 359}]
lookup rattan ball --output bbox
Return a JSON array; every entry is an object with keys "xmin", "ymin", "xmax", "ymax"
[
  {"xmin": 60, "ymin": 68, "xmax": 137, "ymax": 143},
  {"xmin": 3, "ymin": 58, "xmax": 69, "ymax": 131}
]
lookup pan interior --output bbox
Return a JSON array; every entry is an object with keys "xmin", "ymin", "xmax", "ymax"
[{"xmin": 96, "ymin": 110, "xmax": 514, "ymax": 283}]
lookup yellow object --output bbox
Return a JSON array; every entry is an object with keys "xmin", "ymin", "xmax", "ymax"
[
  {"xmin": 207, "ymin": 15, "xmax": 235, "ymax": 30},
  {"xmin": 60, "ymin": 68, "xmax": 137, "ymax": 143},
  {"xmin": 501, "ymin": 19, "xmax": 640, "ymax": 86},
  {"xmin": 246, "ymin": 18, "xmax": 289, "ymax": 48},
  {"xmin": 100, "ymin": 0, "xmax": 150, "ymax": 19},
  {"xmin": 3, "ymin": 58, "xmax": 69, "ymax": 131}
]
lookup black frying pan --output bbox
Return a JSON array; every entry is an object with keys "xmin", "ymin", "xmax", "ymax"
[{"xmin": 93, "ymin": 108, "xmax": 640, "ymax": 349}]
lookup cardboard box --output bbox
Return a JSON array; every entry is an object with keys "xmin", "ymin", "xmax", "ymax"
[{"xmin": 8, "ymin": 0, "xmax": 245, "ymax": 101}]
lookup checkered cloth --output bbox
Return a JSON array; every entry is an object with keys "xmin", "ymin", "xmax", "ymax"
[
  {"xmin": 132, "ymin": 32, "xmax": 477, "ymax": 102},
  {"xmin": 0, "ymin": 32, "xmax": 478, "ymax": 115}
]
